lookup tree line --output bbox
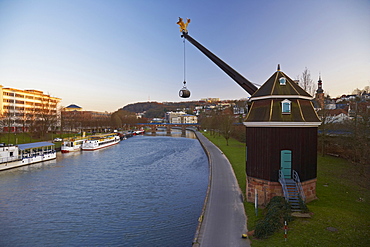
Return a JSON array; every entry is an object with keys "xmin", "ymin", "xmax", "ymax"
[
  {"xmin": 319, "ymin": 97, "xmax": 369, "ymax": 178},
  {"xmin": 198, "ymin": 106, "xmax": 246, "ymax": 145}
]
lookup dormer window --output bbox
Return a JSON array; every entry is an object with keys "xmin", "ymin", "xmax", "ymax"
[
  {"xmin": 281, "ymin": 99, "xmax": 291, "ymax": 114},
  {"xmin": 279, "ymin": 77, "xmax": 286, "ymax": 85}
]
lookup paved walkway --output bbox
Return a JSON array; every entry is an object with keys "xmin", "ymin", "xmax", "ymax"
[{"xmin": 193, "ymin": 131, "xmax": 250, "ymax": 247}]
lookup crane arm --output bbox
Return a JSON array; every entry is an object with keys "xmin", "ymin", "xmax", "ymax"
[{"xmin": 181, "ymin": 32, "xmax": 258, "ymax": 95}]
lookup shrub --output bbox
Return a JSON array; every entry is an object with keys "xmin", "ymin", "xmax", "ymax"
[{"xmin": 254, "ymin": 196, "xmax": 292, "ymax": 239}]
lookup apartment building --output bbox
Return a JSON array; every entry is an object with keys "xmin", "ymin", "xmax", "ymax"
[{"xmin": 0, "ymin": 85, "xmax": 61, "ymax": 132}]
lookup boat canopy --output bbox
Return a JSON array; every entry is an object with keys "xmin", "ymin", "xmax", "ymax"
[
  {"xmin": 18, "ymin": 142, "xmax": 55, "ymax": 150},
  {"xmin": 89, "ymin": 133, "xmax": 117, "ymax": 139}
]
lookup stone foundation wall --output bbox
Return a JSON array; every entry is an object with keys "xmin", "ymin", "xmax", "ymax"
[
  {"xmin": 246, "ymin": 177, "xmax": 283, "ymax": 206},
  {"xmin": 301, "ymin": 178, "xmax": 317, "ymax": 202},
  {"xmin": 246, "ymin": 177, "xmax": 317, "ymax": 206}
]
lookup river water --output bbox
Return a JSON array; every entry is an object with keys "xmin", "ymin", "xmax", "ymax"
[{"xmin": 0, "ymin": 132, "xmax": 209, "ymax": 246}]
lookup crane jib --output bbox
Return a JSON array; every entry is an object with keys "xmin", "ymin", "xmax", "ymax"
[{"xmin": 182, "ymin": 32, "xmax": 258, "ymax": 95}]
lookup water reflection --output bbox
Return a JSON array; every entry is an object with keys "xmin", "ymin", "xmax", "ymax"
[
  {"xmin": 145, "ymin": 128, "xmax": 197, "ymax": 139},
  {"xmin": 0, "ymin": 132, "xmax": 208, "ymax": 246}
]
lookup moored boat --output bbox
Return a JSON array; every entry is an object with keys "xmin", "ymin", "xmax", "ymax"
[
  {"xmin": 134, "ymin": 129, "xmax": 145, "ymax": 135},
  {"xmin": 0, "ymin": 142, "xmax": 56, "ymax": 171},
  {"xmin": 81, "ymin": 133, "xmax": 120, "ymax": 151},
  {"xmin": 127, "ymin": 128, "xmax": 145, "ymax": 135},
  {"xmin": 61, "ymin": 137, "xmax": 87, "ymax": 153}
]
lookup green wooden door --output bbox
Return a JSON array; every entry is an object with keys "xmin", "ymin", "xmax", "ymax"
[{"xmin": 280, "ymin": 150, "xmax": 292, "ymax": 179}]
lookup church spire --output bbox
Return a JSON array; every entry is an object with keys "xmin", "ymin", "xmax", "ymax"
[
  {"xmin": 315, "ymin": 74, "xmax": 325, "ymax": 110},
  {"xmin": 316, "ymin": 74, "xmax": 323, "ymax": 94}
]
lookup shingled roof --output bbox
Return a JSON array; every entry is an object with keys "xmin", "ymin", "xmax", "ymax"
[
  {"xmin": 251, "ymin": 68, "xmax": 312, "ymax": 99},
  {"xmin": 244, "ymin": 66, "xmax": 321, "ymax": 126}
]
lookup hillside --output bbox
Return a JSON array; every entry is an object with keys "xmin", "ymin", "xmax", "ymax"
[{"xmin": 121, "ymin": 101, "xmax": 200, "ymax": 118}]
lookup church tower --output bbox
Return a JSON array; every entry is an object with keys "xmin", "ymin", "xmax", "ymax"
[{"xmin": 315, "ymin": 75, "xmax": 325, "ymax": 110}]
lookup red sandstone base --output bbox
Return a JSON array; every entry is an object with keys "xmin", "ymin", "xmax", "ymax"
[{"xmin": 246, "ymin": 176, "xmax": 317, "ymax": 206}]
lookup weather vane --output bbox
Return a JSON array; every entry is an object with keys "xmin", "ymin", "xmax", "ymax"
[{"xmin": 176, "ymin": 17, "xmax": 191, "ymax": 33}]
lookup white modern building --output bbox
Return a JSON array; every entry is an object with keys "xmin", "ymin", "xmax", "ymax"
[
  {"xmin": 165, "ymin": 111, "xmax": 198, "ymax": 124},
  {"xmin": 0, "ymin": 85, "xmax": 61, "ymax": 132}
]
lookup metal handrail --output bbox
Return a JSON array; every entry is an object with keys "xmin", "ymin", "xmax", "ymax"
[
  {"xmin": 278, "ymin": 170, "xmax": 290, "ymax": 202},
  {"xmin": 292, "ymin": 170, "xmax": 306, "ymax": 202}
]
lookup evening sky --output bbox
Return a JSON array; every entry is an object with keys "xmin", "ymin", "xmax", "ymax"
[{"xmin": 0, "ymin": 0, "xmax": 369, "ymax": 112}]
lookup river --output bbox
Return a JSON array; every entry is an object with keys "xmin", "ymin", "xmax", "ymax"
[{"xmin": 0, "ymin": 132, "xmax": 209, "ymax": 246}]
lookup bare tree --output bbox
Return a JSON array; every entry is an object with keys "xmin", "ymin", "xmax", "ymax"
[
  {"xmin": 218, "ymin": 107, "xmax": 235, "ymax": 146},
  {"xmin": 317, "ymin": 98, "xmax": 335, "ymax": 156},
  {"xmin": 199, "ymin": 109, "xmax": 218, "ymax": 137},
  {"xmin": 0, "ymin": 109, "xmax": 14, "ymax": 143},
  {"xmin": 352, "ymin": 86, "xmax": 370, "ymax": 95},
  {"xmin": 352, "ymin": 88, "xmax": 362, "ymax": 95},
  {"xmin": 345, "ymin": 100, "xmax": 370, "ymax": 177},
  {"xmin": 111, "ymin": 109, "xmax": 138, "ymax": 130},
  {"xmin": 210, "ymin": 109, "xmax": 220, "ymax": 137},
  {"xmin": 297, "ymin": 67, "xmax": 316, "ymax": 96},
  {"xmin": 29, "ymin": 95, "xmax": 58, "ymax": 138},
  {"xmin": 323, "ymin": 98, "xmax": 370, "ymax": 179}
]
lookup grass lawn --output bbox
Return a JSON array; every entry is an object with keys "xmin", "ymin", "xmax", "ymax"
[
  {"xmin": 202, "ymin": 132, "xmax": 370, "ymax": 246},
  {"xmin": 0, "ymin": 132, "xmax": 36, "ymax": 144}
]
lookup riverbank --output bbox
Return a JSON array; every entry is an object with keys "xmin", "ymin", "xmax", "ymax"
[
  {"xmin": 201, "ymin": 132, "xmax": 370, "ymax": 246},
  {"xmin": 193, "ymin": 131, "xmax": 250, "ymax": 247}
]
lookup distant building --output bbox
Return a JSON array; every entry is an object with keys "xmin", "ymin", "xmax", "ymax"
[
  {"xmin": 323, "ymin": 109, "xmax": 350, "ymax": 123},
  {"xmin": 62, "ymin": 105, "xmax": 111, "ymax": 132},
  {"xmin": 135, "ymin": 112, "xmax": 145, "ymax": 119},
  {"xmin": 313, "ymin": 77, "xmax": 370, "ymax": 123},
  {"xmin": 150, "ymin": 118, "xmax": 164, "ymax": 123},
  {"xmin": 165, "ymin": 111, "xmax": 184, "ymax": 123},
  {"xmin": 363, "ymin": 92, "xmax": 370, "ymax": 100},
  {"xmin": 64, "ymin": 104, "xmax": 82, "ymax": 112},
  {"xmin": 337, "ymin": 92, "xmax": 370, "ymax": 102},
  {"xmin": 165, "ymin": 111, "xmax": 197, "ymax": 124},
  {"xmin": 182, "ymin": 114, "xmax": 198, "ymax": 124},
  {"xmin": 0, "ymin": 85, "xmax": 61, "ymax": 132},
  {"xmin": 233, "ymin": 101, "xmax": 248, "ymax": 115},
  {"xmin": 200, "ymin": 98, "xmax": 220, "ymax": 103}
]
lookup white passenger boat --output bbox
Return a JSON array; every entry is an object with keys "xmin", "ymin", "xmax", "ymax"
[
  {"xmin": 61, "ymin": 137, "xmax": 87, "ymax": 153},
  {"xmin": 81, "ymin": 133, "xmax": 120, "ymax": 151},
  {"xmin": 0, "ymin": 142, "xmax": 56, "ymax": 171}
]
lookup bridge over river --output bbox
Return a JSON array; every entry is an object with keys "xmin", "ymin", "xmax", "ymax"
[{"xmin": 136, "ymin": 123, "xmax": 200, "ymax": 136}]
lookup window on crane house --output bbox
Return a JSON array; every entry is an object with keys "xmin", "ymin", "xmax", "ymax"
[
  {"xmin": 281, "ymin": 99, "xmax": 291, "ymax": 114},
  {"xmin": 279, "ymin": 77, "xmax": 286, "ymax": 85}
]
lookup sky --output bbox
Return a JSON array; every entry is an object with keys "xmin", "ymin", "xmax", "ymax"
[{"xmin": 0, "ymin": 0, "xmax": 369, "ymax": 112}]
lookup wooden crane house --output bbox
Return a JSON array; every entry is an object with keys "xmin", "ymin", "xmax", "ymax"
[{"xmin": 177, "ymin": 18, "xmax": 321, "ymax": 206}]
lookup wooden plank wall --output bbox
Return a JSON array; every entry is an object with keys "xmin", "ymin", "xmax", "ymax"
[{"xmin": 246, "ymin": 127, "xmax": 318, "ymax": 182}]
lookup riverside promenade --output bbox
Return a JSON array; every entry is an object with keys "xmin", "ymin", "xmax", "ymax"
[{"xmin": 193, "ymin": 131, "xmax": 250, "ymax": 247}]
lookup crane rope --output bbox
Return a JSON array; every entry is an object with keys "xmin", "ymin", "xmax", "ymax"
[{"xmin": 183, "ymin": 37, "xmax": 186, "ymax": 86}]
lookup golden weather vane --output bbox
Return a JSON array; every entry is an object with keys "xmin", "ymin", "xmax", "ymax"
[{"xmin": 177, "ymin": 17, "xmax": 191, "ymax": 33}]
